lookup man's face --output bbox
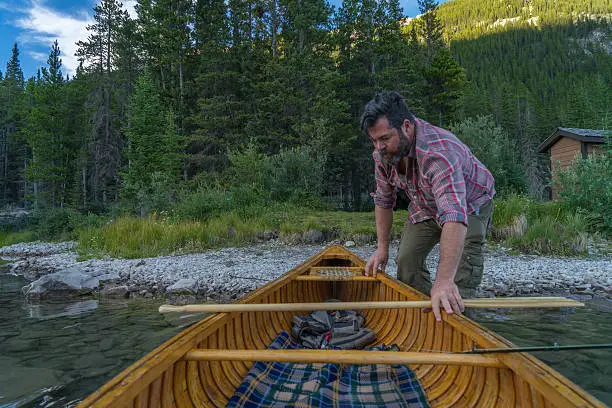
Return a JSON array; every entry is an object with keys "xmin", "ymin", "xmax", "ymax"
[{"xmin": 368, "ymin": 116, "xmax": 410, "ymax": 165}]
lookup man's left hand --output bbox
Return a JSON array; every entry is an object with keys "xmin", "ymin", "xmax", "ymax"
[{"xmin": 430, "ymin": 280, "xmax": 464, "ymax": 322}]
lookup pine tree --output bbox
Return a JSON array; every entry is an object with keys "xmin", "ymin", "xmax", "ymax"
[
  {"xmin": 423, "ymin": 48, "xmax": 466, "ymax": 126},
  {"xmin": 75, "ymin": 0, "xmax": 130, "ymax": 207},
  {"xmin": 24, "ymin": 40, "xmax": 75, "ymax": 208},
  {"xmin": 0, "ymin": 43, "xmax": 27, "ymax": 205},
  {"xmin": 135, "ymin": 0, "xmax": 192, "ymax": 124},
  {"xmin": 5, "ymin": 43, "xmax": 25, "ymax": 89},
  {"xmin": 416, "ymin": 0, "xmax": 444, "ymax": 62},
  {"xmin": 122, "ymin": 72, "xmax": 181, "ymax": 214}
]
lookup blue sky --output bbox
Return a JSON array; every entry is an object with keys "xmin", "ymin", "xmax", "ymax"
[{"xmin": 0, "ymin": 0, "xmax": 448, "ymax": 79}]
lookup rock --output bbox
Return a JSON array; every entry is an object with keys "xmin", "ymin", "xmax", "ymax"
[
  {"xmin": 168, "ymin": 294, "xmax": 197, "ymax": 305},
  {"xmin": 301, "ymin": 230, "xmax": 325, "ymax": 244},
  {"xmin": 344, "ymin": 241, "xmax": 356, "ymax": 247},
  {"xmin": 574, "ymin": 283, "xmax": 592, "ymax": 293},
  {"xmin": 166, "ymin": 278, "xmax": 198, "ymax": 295},
  {"xmin": 257, "ymin": 230, "xmax": 277, "ymax": 241},
  {"xmin": 100, "ymin": 285, "xmax": 129, "ymax": 298},
  {"xmin": 21, "ymin": 265, "xmax": 119, "ymax": 301},
  {"xmin": 352, "ymin": 234, "xmax": 375, "ymax": 245}
]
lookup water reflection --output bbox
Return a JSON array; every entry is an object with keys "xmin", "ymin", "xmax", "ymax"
[
  {"xmin": 23, "ymin": 300, "xmax": 100, "ymax": 320},
  {"xmin": 0, "ymin": 274, "xmax": 182, "ymax": 407}
]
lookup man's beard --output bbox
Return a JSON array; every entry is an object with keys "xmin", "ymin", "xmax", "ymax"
[{"xmin": 380, "ymin": 133, "xmax": 410, "ymax": 166}]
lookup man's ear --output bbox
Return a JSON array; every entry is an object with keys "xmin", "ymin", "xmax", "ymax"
[{"xmin": 401, "ymin": 119, "xmax": 412, "ymax": 136}]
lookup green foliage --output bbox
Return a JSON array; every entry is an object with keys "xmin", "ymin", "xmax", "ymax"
[
  {"xmin": 1, "ymin": 0, "xmax": 611, "ymax": 248},
  {"xmin": 264, "ymin": 146, "xmax": 325, "ymax": 204},
  {"xmin": 491, "ymin": 195, "xmax": 596, "ymax": 255},
  {"xmin": 423, "ymin": 48, "xmax": 466, "ymax": 126},
  {"xmin": 175, "ymin": 144, "xmax": 326, "ymax": 222},
  {"xmin": 122, "ymin": 72, "xmax": 182, "ymax": 214},
  {"xmin": 0, "ymin": 230, "xmax": 36, "ymax": 247},
  {"xmin": 553, "ymin": 143, "xmax": 612, "ymax": 234},
  {"xmin": 451, "ymin": 115, "xmax": 527, "ymax": 195}
]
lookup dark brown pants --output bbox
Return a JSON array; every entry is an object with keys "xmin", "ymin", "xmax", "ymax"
[{"xmin": 396, "ymin": 200, "xmax": 493, "ymax": 297}]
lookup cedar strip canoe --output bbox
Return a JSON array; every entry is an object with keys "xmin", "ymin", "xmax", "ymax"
[{"xmin": 78, "ymin": 245, "xmax": 605, "ymax": 407}]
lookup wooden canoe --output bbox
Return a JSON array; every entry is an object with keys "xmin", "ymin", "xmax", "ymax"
[{"xmin": 78, "ymin": 245, "xmax": 605, "ymax": 407}]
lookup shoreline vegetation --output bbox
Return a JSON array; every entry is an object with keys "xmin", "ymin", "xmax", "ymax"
[{"xmin": 0, "ymin": 195, "xmax": 609, "ymax": 261}]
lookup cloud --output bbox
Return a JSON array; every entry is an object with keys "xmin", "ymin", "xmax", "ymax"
[
  {"xmin": 13, "ymin": 1, "xmax": 91, "ymax": 76},
  {"xmin": 12, "ymin": 0, "xmax": 137, "ymax": 76},
  {"xmin": 123, "ymin": 0, "xmax": 137, "ymax": 19},
  {"xmin": 27, "ymin": 51, "xmax": 48, "ymax": 62}
]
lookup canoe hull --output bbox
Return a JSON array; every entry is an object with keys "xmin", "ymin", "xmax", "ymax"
[{"xmin": 79, "ymin": 245, "xmax": 604, "ymax": 408}]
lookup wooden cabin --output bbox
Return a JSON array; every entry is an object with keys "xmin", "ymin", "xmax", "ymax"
[{"xmin": 538, "ymin": 127, "xmax": 608, "ymax": 199}]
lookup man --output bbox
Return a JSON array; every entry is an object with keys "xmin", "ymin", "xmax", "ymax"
[{"xmin": 361, "ymin": 91, "xmax": 495, "ymax": 321}]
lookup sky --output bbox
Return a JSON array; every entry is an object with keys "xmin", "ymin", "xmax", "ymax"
[{"xmin": 0, "ymin": 0, "xmax": 449, "ymax": 79}]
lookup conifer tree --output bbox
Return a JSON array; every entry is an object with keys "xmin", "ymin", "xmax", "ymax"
[
  {"xmin": 416, "ymin": 0, "xmax": 444, "ymax": 62},
  {"xmin": 123, "ymin": 72, "xmax": 181, "ymax": 214},
  {"xmin": 423, "ymin": 48, "xmax": 466, "ymax": 126},
  {"xmin": 24, "ymin": 41, "xmax": 70, "ymax": 207},
  {"xmin": 0, "ymin": 43, "xmax": 27, "ymax": 204},
  {"xmin": 76, "ymin": 0, "xmax": 130, "ymax": 206}
]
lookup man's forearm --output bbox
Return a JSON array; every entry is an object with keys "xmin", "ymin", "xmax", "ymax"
[
  {"xmin": 436, "ymin": 222, "xmax": 467, "ymax": 282},
  {"xmin": 375, "ymin": 205, "xmax": 394, "ymax": 249}
]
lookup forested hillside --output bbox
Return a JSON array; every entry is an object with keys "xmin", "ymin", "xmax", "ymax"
[
  {"xmin": 0, "ymin": 0, "xmax": 609, "ymax": 215},
  {"xmin": 435, "ymin": 0, "xmax": 611, "ymax": 196}
]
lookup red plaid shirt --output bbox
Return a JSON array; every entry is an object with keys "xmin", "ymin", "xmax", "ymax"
[{"xmin": 371, "ymin": 119, "xmax": 495, "ymax": 226}]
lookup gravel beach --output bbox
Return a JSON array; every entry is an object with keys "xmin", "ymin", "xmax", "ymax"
[{"xmin": 1, "ymin": 241, "xmax": 610, "ymax": 301}]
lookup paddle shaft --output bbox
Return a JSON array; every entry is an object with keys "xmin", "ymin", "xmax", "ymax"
[
  {"xmin": 159, "ymin": 297, "xmax": 583, "ymax": 314},
  {"xmin": 183, "ymin": 349, "xmax": 504, "ymax": 368},
  {"xmin": 462, "ymin": 343, "xmax": 612, "ymax": 354}
]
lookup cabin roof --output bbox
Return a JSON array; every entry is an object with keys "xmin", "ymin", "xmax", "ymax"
[{"xmin": 538, "ymin": 127, "xmax": 610, "ymax": 153}]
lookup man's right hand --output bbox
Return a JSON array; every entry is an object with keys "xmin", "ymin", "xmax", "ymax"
[{"xmin": 365, "ymin": 247, "xmax": 389, "ymax": 277}]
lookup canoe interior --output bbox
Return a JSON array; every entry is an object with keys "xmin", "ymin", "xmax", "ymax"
[{"xmin": 79, "ymin": 245, "xmax": 605, "ymax": 408}]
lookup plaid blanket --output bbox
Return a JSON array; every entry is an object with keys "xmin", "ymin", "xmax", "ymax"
[{"xmin": 226, "ymin": 331, "xmax": 430, "ymax": 408}]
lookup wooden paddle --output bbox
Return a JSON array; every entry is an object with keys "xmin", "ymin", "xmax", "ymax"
[
  {"xmin": 182, "ymin": 349, "xmax": 505, "ymax": 368},
  {"xmin": 159, "ymin": 297, "xmax": 583, "ymax": 314}
]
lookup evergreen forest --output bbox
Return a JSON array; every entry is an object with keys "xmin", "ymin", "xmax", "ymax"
[{"xmin": 0, "ymin": 0, "xmax": 609, "ymax": 253}]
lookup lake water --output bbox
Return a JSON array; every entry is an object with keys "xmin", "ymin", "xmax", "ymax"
[{"xmin": 1, "ymin": 274, "xmax": 610, "ymax": 407}]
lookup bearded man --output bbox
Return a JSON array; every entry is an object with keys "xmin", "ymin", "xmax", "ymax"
[{"xmin": 361, "ymin": 92, "xmax": 495, "ymax": 321}]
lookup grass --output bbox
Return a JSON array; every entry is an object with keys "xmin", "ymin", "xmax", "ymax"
[
  {"xmin": 491, "ymin": 195, "xmax": 597, "ymax": 256},
  {"xmin": 0, "ymin": 230, "xmax": 36, "ymax": 247},
  {"xmin": 0, "ymin": 195, "xmax": 606, "ymax": 259},
  {"xmin": 74, "ymin": 208, "xmax": 411, "ymax": 259}
]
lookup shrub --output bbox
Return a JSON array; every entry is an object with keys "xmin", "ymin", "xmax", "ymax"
[
  {"xmin": 451, "ymin": 116, "xmax": 526, "ymax": 196},
  {"xmin": 264, "ymin": 146, "xmax": 325, "ymax": 204},
  {"xmin": 553, "ymin": 144, "xmax": 611, "ymax": 235}
]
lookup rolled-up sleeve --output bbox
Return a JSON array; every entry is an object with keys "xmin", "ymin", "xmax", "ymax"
[
  {"xmin": 422, "ymin": 150, "xmax": 468, "ymax": 226},
  {"xmin": 370, "ymin": 158, "xmax": 396, "ymax": 209}
]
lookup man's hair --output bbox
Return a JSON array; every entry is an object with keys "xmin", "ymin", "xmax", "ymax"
[{"xmin": 360, "ymin": 91, "xmax": 415, "ymax": 137}]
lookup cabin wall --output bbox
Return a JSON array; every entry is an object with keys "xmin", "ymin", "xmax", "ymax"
[
  {"xmin": 549, "ymin": 137, "xmax": 586, "ymax": 200},
  {"xmin": 550, "ymin": 137, "xmax": 581, "ymax": 170}
]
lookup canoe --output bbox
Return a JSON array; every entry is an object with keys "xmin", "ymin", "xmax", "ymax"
[{"xmin": 78, "ymin": 245, "xmax": 604, "ymax": 407}]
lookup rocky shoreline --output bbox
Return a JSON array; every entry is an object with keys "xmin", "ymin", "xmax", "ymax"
[{"xmin": 1, "ymin": 241, "xmax": 611, "ymax": 303}]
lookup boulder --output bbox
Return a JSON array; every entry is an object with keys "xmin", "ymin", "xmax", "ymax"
[
  {"xmin": 301, "ymin": 230, "xmax": 325, "ymax": 244},
  {"xmin": 166, "ymin": 278, "xmax": 198, "ymax": 295},
  {"xmin": 257, "ymin": 230, "xmax": 278, "ymax": 241},
  {"xmin": 99, "ymin": 285, "xmax": 130, "ymax": 298},
  {"xmin": 21, "ymin": 264, "xmax": 119, "ymax": 300}
]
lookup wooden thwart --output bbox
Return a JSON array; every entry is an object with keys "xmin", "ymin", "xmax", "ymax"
[
  {"xmin": 295, "ymin": 275, "xmax": 377, "ymax": 281},
  {"xmin": 159, "ymin": 297, "xmax": 583, "ymax": 314},
  {"xmin": 182, "ymin": 349, "xmax": 505, "ymax": 368}
]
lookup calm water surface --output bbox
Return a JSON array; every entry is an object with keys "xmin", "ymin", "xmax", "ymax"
[{"xmin": 1, "ymin": 273, "xmax": 611, "ymax": 407}]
